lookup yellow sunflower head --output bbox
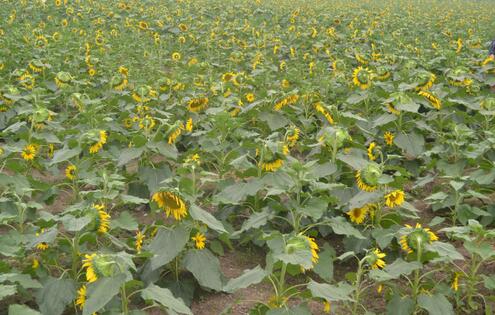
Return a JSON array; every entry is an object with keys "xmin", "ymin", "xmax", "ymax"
[
  {"xmin": 152, "ymin": 191, "xmax": 188, "ymax": 221},
  {"xmin": 399, "ymin": 223, "xmax": 438, "ymax": 255},
  {"xmin": 384, "ymin": 190, "xmax": 405, "ymax": 208},
  {"xmin": 191, "ymin": 232, "xmax": 206, "ymax": 250},
  {"xmin": 367, "ymin": 248, "xmax": 386, "ymax": 269},
  {"xmin": 352, "ymin": 66, "xmax": 372, "ymax": 89}
]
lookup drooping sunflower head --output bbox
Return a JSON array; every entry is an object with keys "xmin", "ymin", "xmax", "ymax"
[
  {"xmin": 286, "ymin": 234, "xmax": 320, "ymax": 270},
  {"xmin": 187, "ymin": 97, "xmax": 209, "ymax": 112},
  {"xmin": 384, "ymin": 132, "xmax": 394, "ymax": 146},
  {"xmin": 399, "ymin": 223, "xmax": 438, "ymax": 254},
  {"xmin": 352, "ymin": 66, "xmax": 372, "ymax": 89},
  {"xmin": 367, "ymin": 142, "xmax": 380, "ymax": 161},
  {"xmin": 91, "ymin": 203, "xmax": 111, "ymax": 234},
  {"xmin": 356, "ymin": 162, "xmax": 382, "ymax": 192},
  {"xmin": 415, "ymin": 70, "xmax": 436, "ymax": 91},
  {"xmin": 152, "ymin": 191, "xmax": 188, "ymax": 221},
  {"xmin": 285, "ymin": 127, "xmax": 300, "ymax": 147},
  {"xmin": 75, "ymin": 285, "xmax": 87, "ymax": 310},
  {"xmin": 367, "ymin": 248, "xmax": 386, "ymax": 269},
  {"xmin": 135, "ymin": 231, "xmax": 145, "ymax": 253},
  {"xmin": 55, "ymin": 71, "xmax": 72, "ymax": 88}
]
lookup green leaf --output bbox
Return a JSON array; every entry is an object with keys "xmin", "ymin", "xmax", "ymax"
[
  {"xmin": 0, "ymin": 284, "xmax": 17, "ymax": 300},
  {"xmin": 214, "ymin": 179, "xmax": 264, "ymax": 204},
  {"xmin": 141, "ymin": 284, "xmax": 192, "ymax": 315},
  {"xmin": 61, "ymin": 215, "xmax": 92, "ymax": 232},
  {"xmin": 49, "ymin": 147, "xmax": 81, "ymax": 165},
  {"xmin": 395, "ymin": 132, "xmax": 424, "ymax": 158},
  {"xmin": 148, "ymin": 226, "xmax": 189, "ymax": 271},
  {"xmin": 307, "ymin": 280, "xmax": 354, "ymax": 301},
  {"xmin": 120, "ymin": 195, "xmax": 149, "ymax": 204},
  {"xmin": 29, "ymin": 228, "xmax": 58, "ymax": 248},
  {"xmin": 418, "ymin": 294, "xmax": 454, "ymax": 315},
  {"xmin": 370, "ymin": 259, "xmax": 422, "ymax": 281},
  {"xmin": 337, "ymin": 152, "xmax": 368, "ymax": 170},
  {"xmin": 464, "ymin": 241, "xmax": 494, "ymax": 260},
  {"xmin": 223, "ymin": 266, "xmax": 266, "ymax": 293},
  {"xmin": 110, "ymin": 211, "xmax": 138, "ymax": 231},
  {"xmin": 328, "ymin": 217, "xmax": 365, "ymax": 239},
  {"xmin": 8, "ymin": 304, "xmax": 41, "ymax": 315},
  {"xmin": 183, "ymin": 249, "xmax": 223, "ymax": 291},
  {"xmin": 83, "ymin": 274, "xmax": 126, "ymax": 315},
  {"xmin": 37, "ymin": 277, "xmax": 76, "ymax": 315},
  {"xmin": 426, "ymin": 242, "xmax": 464, "ymax": 262},
  {"xmin": 372, "ymin": 228, "xmax": 397, "ymax": 249},
  {"xmin": 189, "ymin": 205, "xmax": 227, "ymax": 234},
  {"xmin": 482, "ymin": 275, "xmax": 495, "ymax": 290},
  {"xmin": 386, "ymin": 295, "xmax": 415, "ymax": 315},
  {"xmin": 300, "ymin": 197, "xmax": 327, "ymax": 220},
  {"xmin": 0, "ymin": 273, "xmax": 42, "ymax": 289},
  {"xmin": 313, "ymin": 244, "xmax": 334, "ymax": 282},
  {"xmin": 117, "ymin": 147, "xmax": 145, "ymax": 167},
  {"xmin": 235, "ymin": 208, "xmax": 273, "ymax": 235}
]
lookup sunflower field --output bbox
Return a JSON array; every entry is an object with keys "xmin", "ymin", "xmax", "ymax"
[{"xmin": 1, "ymin": 0, "xmax": 495, "ymax": 314}]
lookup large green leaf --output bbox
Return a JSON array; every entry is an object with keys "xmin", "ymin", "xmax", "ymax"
[
  {"xmin": 234, "ymin": 208, "xmax": 274, "ymax": 235},
  {"xmin": 9, "ymin": 304, "xmax": 41, "ymax": 315},
  {"xmin": 266, "ymin": 305, "xmax": 312, "ymax": 315},
  {"xmin": 0, "ymin": 284, "xmax": 17, "ymax": 300},
  {"xmin": 370, "ymin": 259, "xmax": 422, "ymax": 281},
  {"xmin": 386, "ymin": 295, "xmax": 415, "ymax": 315},
  {"xmin": 36, "ymin": 277, "xmax": 76, "ymax": 315},
  {"xmin": 223, "ymin": 266, "xmax": 266, "ymax": 293},
  {"xmin": 83, "ymin": 274, "xmax": 126, "ymax": 315},
  {"xmin": 328, "ymin": 217, "xmax": 365, "ymax": 239},
  {"xmin": 141, "ymin": 284, "xmax": 192, "ymax": 315},
  {"xmin": 313, "ymin": 244, "xmax": 334, "ymax": 282},
  {"xmin": 395, "ymin": 132, "xmax": 424, "ymax": 158},
  {"xmin": 110, "ymin": 211, "xmax": 138, "ymax": 231},
  {"xmin": 418, "ymin": 294, "xmax": 454, "ymax": 315},
  {"xmin": 148, "ymin": 226, "xmax": 189, "ymax": 270},
  {"xmin": 307, "ymin": 280, "xmax": 354, "ymax": 301},
  {"xmin": 49, "ymin": 147, "xmax": 81, "ymax": 165},
  {"xmin": 214, "ymin": 179, "xmax": 264, "ymax": 204},
  {"xmin": 0, "ymin": 273, "xmax": 41, "ymax": 289},
  {"xmin": 189, "ymin": 205, "xmax": 227, "ymax": 234},
  {"xmin": 183, "ymin": 249, "xmax": 223, "ymax": 291},
  {"xmin": 117, "ymin": 147, "xmax": 145, "ymax": 166}
]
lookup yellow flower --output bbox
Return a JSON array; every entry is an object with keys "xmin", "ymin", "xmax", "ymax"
[
  {"xmin": 274, "ymin": 94, "xmax": 299, "ymax": 111},
  {"xmin": 21, "ymin": 144, "xmax": 37, "ymax": 161},
  {"xmin": 172, "ymin": 52, "xmax": 181, "ymax": 61},
  {"xmin": 305, "ymin": 236, "xmax": 319, "ymax": 265},
  {"xmin": 152, "ymin": 191, "xmax": 188, "ymax": 221},
  {"xmin": 370, "ymin": 248, "xmax": 386, "ymax": 269},
  {"xmin": 168, "ymin": 123, "xmax": 184, "ymax": 144},
  {"xmin": 347, "ymin": 206, "xmax": 369, "ymax": 224},
  {"xmin": 187, "ymin": 97, "xmax": 209, "ymax": 112},
  {"xmin": 314, "ymin": 102, "xmax": 334, "ymax": 124},
  {"xmin": 138, "ymin": 21, "xmax": 149, "ymax": 30},
  {"xmin": 94, "ymin": 204, "xmax": 110, "ymax": 233},
  {"xmin": 281, "ymin": 79, "xmax": 290, "ymax": 89},
  {"xmin": 286, "ymin": 127, "xmax": 300, "ymax": 147},
  {"xmin": 135, "ymin": 231, "xmax": 145, "ymax": 253},
  {"xmin": 261, "ymin": 158, "xmax": 284, "ymax": 172},
  {"xmin": 89, "ymin": 130, "xmax": 107, "ymax": 154},
  {"xmin": 191, "ymin": 232, "xmax": 206, "ymax": 249},
  {"xmin": 386, "ymin": 103, "xmax": 400, "ymax": 115},
  {"xmin": 75, "ymin": 285, "xmax": 87, "ymax": 310},
  {"xmin": 384, "ymin": 132, "xmax": 394, "ymax": 146},
  {"xmin": 65, "ymin": 165, "xmax": 76, "ymax": 180},
  {"xmin": 367, "ymin": 142, "xmax": 379, "ymax": 161},
  {"xmin": 323, "ymin": 301, "xmax": 331, "ymax": 313},
  {"xmin": 418, "ymin": 90, "xmax": 441, "ymax": 110},
  {"xmin": 377, "ymin": 284, "xmax": 383, "ymax": 293},
  {"xmin": 222, "ymin": 72, "xmax": 236, "ymax": 82},
  {"xmin": 355, "ymin": 170, "xmax": 377, "ymax": 192},
  {"xmin": 245, "ymin": 93, "xmax": 255, "ymax": 103},
  {"xmin": 185, "ymin": 117, "xmax": 193, "ymax": 132},
  {"xmin": 400, "ymin": 223, "xmax": 438, "ymax": 254},
  {"xmin": 451, "ymin": 272, "xmax": 460, "ymax": 292},
  {"xmin": 32, "ymin": 258, "xmax": 39, "ymax": 269},
  {"xmin": 82, "ymin": 253, "xmax": 98, "ymax": 283},
  {"xmin": 88, "ymin": 67, "xmax": 96, "ymax": 77},
  {"xmin": 352, "ymin": 66, "xmax": 372, "ymax": 90},
  {"xmin": 384, "ymin": 190, "xmax": 405, "ymax": 208}
]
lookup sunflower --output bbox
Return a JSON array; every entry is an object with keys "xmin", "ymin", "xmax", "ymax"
[
  {"xmin": 384, "ymin": 190, "xmax": 405, "ymax": 207},
  {"xmin": 245, "ymin": 93, "xmax": 255, "ymax": 103},
  {"xmin": 191, "ymin": 232, "xmax": 206, "ymax": 249},
  {"xmin": 261, "ymin": 158, "xmax": 284, "ymax": 172},
  {"xmin": 185, "ymin": 117, "xmax": 193, "ymax": 132},
  {"xmin": 386, "ymin": 103, "xmax": 400, "ymax": 115},
  {"xmin": 274, "ymin": 94, "xmax": 299, "ymax": 111},
  {"xmin": 355, "ymin": 167, "xmax": 380, "ymax": 192},
  {"xmin": 138, "ymin": 21, "xmax": 149, "ymax": 30},
  {"xmin": 172, "ymin": 52, "xmax": 181, "ymax": 61},
  {"xmin": 32, "ymin": 258, "xmax": 39, "ymax": 269},
  {"xmin": 75, "ymin": 285, "xmax": 87, "ymax": 310},
  {"xmin": 19, "ymin": 72, "xmax": 35, "ymax": 89},
  {"xmin": 35, "ymin": 229, "xmax": 49, "ymax": 250},
  {"xmin": 416, "ymin": 73, "xmax": 436, "ymax": 91},
  {"xmin": 89, "ymin": 130, "xmax": 107, "ymax": 154},
  {"xmin": 187, "ymin": 97, "xmax": 209, "ymax": 112},
  {"xmin": 152, "ymin": 191, "xmax": 188, "ymax": 220},
  {"xmin": 281, "ymin": 79, "xmax": 290, "ymax": 88},
  {"xmin": 314, "ymin": 102, "xmax": 334, "ymax": 124},
  {"xmin": 168, "ymin": 123, "xmax": 184, "ymax": 144},
  {"xmin": 352, "ymin": 66, "xmax": 372, "ymax": 89},
  {"xmin": 94, "ymin": 204, "xmax": 110, "ymax": 233},
  {"xmin": 88, "ymin": 67, "xmax": 96, "ymax": 77},
  {"xmin": 418, "ymin": 90, "xmax": 441, "ymax": 110},
  {"xmin": 347, "ymin": 205, "xmax": 369, "ymax": 224},
  {"xmin": 367, "ymin": 142, "xmax": 379, "ymax": 161},
  {"xmin": 65, "ymin": 164, "xmax": 77, "ymax": 180},
  {"xmin": 286, "ymin": 127, "xmax": 300, "ymax": 147},
  {"xmin": 451, "ymin": 272, "xmax": 460, "ymax": 292},
  {"xmin": 399, "ymin": 223, "xmax": 438, "ymax": 254},
  {"xmin": 135, "ymin": 231, "xmax": 145, "ymax": 253},
  {"xmin": 82, "ymin": 253, "xmax": 98, "ymax": 283},
  {"xmin": 222, "ymin": 72, "xmax": 236, "ymax": 82},
  {"xmin": 323, "ymin": 301, "xmax": 331, "ymax": 313},
  {"xmin": 138, "ymin": 115, "xmax": 156, "ymax": 131},
  {"xmin": 384, "ymin": 132, "xmax": 394, "ymax": 146},
  {"xmin": 178, "ymin": 23, "xmax": 188, "ymax": 32},
  {"xmin": 21, "ymin": 144, "xmax": 37, "ymax": 161},
  {"xmin": 369, "ymin": 248, "xmax": 386, "ymax": 269},
  {"xmin": 304, "ymin": 236, "xmax": 320, "ymax": 265}
]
